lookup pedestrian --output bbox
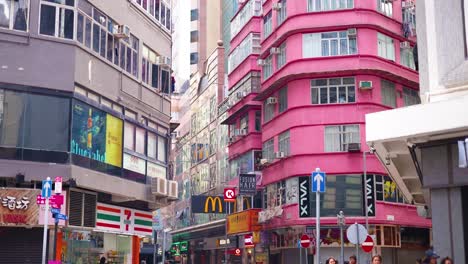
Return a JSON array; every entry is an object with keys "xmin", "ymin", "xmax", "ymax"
[
  {"xmin": 348, "ymin": 255, "xmax": 357, "ymax": 264},
  {"xmin": 440, "ymin": 257, "xmax": 453, "ymax": 264},
  {"xmin": 423, "ymin": 249, "xmax": 440, "ymax": 264},
  {"xmin": 326, "ymin": 257, "xmax": 338, "ymax": 264},
  {"xmin": 372, "ymin": 255, "xmax": 382, "ymax": 264},
  {"xmin": 99, "ymin": 256, "xmax": 106, "ymax": 264}
]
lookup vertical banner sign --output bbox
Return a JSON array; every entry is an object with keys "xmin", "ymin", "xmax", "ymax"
[
  {"xmin": 299, "ymin": 177, "xmax": 311, "ymax": 218},
  {"xmin": 239, "ymin": 174, "xmax": 257, "ymax": 195},
  {"xmin": 363, "ymin": 175, "xmax": 376, "ymax": 217}
]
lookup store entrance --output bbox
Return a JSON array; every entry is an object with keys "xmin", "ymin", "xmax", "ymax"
[{"xmin": 0, "ymin": 227, "xmax": 42, "ymax": 264}]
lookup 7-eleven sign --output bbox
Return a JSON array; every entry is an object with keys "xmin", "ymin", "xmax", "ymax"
[{"xmin": 95, "ymin": 203, "xmax": 152, "ymax": 236}]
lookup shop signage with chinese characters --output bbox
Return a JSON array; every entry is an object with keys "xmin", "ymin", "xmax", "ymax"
[
  {"xmin": 0, "ymin": 189, "xmax": 39, "ymax": 226},
  {"xmin": 95, "ymin": 203, "xmax": 153, "ymax": 236},
  {"xmin": 226, "ymin": 209, "xmax": 261, "ymax": 235}
]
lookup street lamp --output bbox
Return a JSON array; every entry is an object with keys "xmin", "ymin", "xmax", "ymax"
[{"xmin": 337, "ymin": 211, "xmax": 346, "ymax": 264}]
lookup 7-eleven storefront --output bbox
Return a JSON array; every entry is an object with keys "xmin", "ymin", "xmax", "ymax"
[{"xmin": 61, "ymin": 203, "xmax": 153, "ymax": 264}]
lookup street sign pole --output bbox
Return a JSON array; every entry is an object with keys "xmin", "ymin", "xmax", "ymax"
[
  {"xmin": 316, "ymin": 188, "xmax": 320, "ymax": 264},
  {"xmin": 355, "ymin": 223, "xmax": 360, "ymax": 263},
  {"xmin": 299, "ymin": 240, "xmax": 302, "ymax": 264},
  {"xmin": 41, "ymin": 177, "xmax": 52, "ymax": 264},
  {"xmin": 52, "ymin": 217, "xmax": 59, "ymax": 260}
]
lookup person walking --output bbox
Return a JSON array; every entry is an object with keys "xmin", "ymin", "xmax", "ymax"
[
  {"xmin": 326, "ymin": 257, "xmax": 338, "ymax": 264},
  {"xmin": 440, "ymin": 257, "xmax": 453, "ymax": 264},
  {"xmin": 372, "ymin": 255, "xmax": 382, "ymax": 264},
  {"xmin": 423, "ymin": 249, "xmax": 440, "ymax": 264},
  {"xmin": 348, "ymin": 255, "xmax": 357, "ymax": 264}
]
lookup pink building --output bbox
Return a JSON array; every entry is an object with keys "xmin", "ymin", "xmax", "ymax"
[{"xmin": 223, "ymin": 0, "xmax": 430, "ymax": 263}]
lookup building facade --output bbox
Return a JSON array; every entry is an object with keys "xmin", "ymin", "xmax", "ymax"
[
  {"xmin": 0, "ymin": 0, "xmax": 175, "ymax": 263},
  {"xmin": 223, "ymin": 0, "xmax": 431, "ymax": 263},
  {"xmin": 366, "ymin": 0, "xmax": 468, "ymax": 262}
]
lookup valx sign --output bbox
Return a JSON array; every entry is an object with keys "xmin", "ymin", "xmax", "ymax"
[
  {"xmin": 299, "ymin": 177, "xmax": 311, "ymax": 218},
  {"xmin": 363, "ymin": 175, "xmax": 376, "ymax": 217}
]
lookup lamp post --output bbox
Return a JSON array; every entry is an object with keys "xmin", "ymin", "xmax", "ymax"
[
  {"xmin": 162, "ymin": 227, "xmax": 172, "ymax": 264},
  {"xmin": 337, "ymin": 211, "xmax": 346, "ymax": 264}
]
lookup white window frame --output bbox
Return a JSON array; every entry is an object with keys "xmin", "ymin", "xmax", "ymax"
[
  {"xmin": 381, "ymin": 79, "xmax": 396, "ymax": 107},
  {"xmin": 278, "ymin": 130, "xmax": 290, "ymax": 156},
  {"xmin": 142, "ymin": 44, "xmax": 161, "ymax": 88},
  {"xmin": 0, "ymin": 0, "xmax": 29, "ymax": 31},
  {"xmin": 308, "ymin": 0, "xmax": 354, "ymax": 12},
  {"xmin": 263, "ymin": 10, "xmax": 272, "ymax": 38},
  {"xmin": 228, "ymin": 33, "xmax": 261, "ymax": 73},
  {"xmin": 377, "ymin": 0, "xmax": 393, "ymax": 17},
  {"xmin": 277, "ymin": 0, "xmax": 287, "ymax": 25},
  {"xmin": 263, "ymin": 100, "xmax": 275, "ymax": 123},
  {"xmin": 303, "ymin": 30, "xmax": 357, "ymax": 58},
  {"xmin": 311, "ymin": 77, "xmax": 356, "ymax": 104},
  {"xmin": 39, "ymin": 0, "xmax": 75, "ymax": 39},
  {"xmin": 132, "ymin": 0, "xmax": 171, "ymax": 31},
  {"xmin": 276, "ymin": 42, "xmax": 287, "ymax": 69},
  {"xmin": 230, "ymin": 0, "xmax": 262, "ymax": 39},
  {"xmin": 400, "ymin": 46, "xmax": 415, "ymax": 70},
  {"xmin": 324, "ymin": 124, "xmax": 360, "ymax": 152},
  {"xmin": 262, "ymin": 54, "xmax": 273, "ymax": 79},
  {"xmin": 262, "ymin": 138, "xmax": 274, "ymax": 161},
  {"xmin": 378, "ymin": 32, "xmax": 395, "ymax": 61}
]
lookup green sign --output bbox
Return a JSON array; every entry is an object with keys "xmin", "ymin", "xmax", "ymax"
[{"xmin": 180, "ymin": 241, "xmax": 188, "ymax": 253}]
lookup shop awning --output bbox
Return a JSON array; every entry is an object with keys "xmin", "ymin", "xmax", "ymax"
[
  {"xmin": 170, "ymin": 219, "xmax": 226, "ymax": 242},
  {"xmin": 366, "ymin": 95, "xmax": 468, "ymax": 205}
]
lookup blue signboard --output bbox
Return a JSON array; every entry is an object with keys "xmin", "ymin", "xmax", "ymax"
[
  {"xmin": 42, "ymin": 179, "xmax": 52, "ymax": 198},
  {"xmin": 312, "ymin": 171, "xmax": 326, "ymax": 193},
  {"xmin": 51, "ymin": 208, "xmax": 61, "ymax": 214},
  {"xmin": 53, "ymin": 213, "xmax": 68, "ymax": 221}
]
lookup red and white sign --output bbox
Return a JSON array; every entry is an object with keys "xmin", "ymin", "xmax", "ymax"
[
  {"xmin": 300, "ymin": 234, "xmax": 311, "ymax": 248},
  {"xmin": 244, "ymin": 234, "xmax": 254, "ymax": 248},
  {"xmin": 224, "ymin": 188, "xmax": 236, "ymax": 202},
  {"xmin": 361, "ymin": 235, "xmax": 374, "ymax": 253},
  {"xmin": 54, "ymin": 177, "xmax": 62, "ymax": 194},
  {"xmin": 234, "ymin": 248, "xmax": 241, "ymax": 256},
  {"xmin": 36, "ymin": 194, "xmax": 64, "ymax": 208}
]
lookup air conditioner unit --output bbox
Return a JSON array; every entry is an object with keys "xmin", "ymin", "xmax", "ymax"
[
  {"xmin": 257, "ymin": 59, "xmax": 266, "ymax": 66},
  {"xmin": 156, "ymin": 56, "xmax": 171, "ymax": 66},
  {"xmin": 347, "ymin": 143, "xmax": 361, "ymax": 152},
  {"xmin": 236, "ymin": 91, "xmax": 246, "ymax": 99},
  {"xmin": 270, "ymin": 47, "xmax": 281, "ymax": 54},
  {"xmin": 400, "ymin": 41, "xmax": 411, "ymax": 49},
  {"xmin": 272, "ymin": 3, "xmax": 282, "ymax": 10},
  {"xmin": 275, "ymin": 152, "xmax": 285, "ymax": 159},
  {"xmin": 359, "ymin": 81, "xmax": 373, "ymax": 90},
  {"xmin": 239, "ymin": 129, "xmax": 248, "ymax": 136},
  {"xmin": 347, "ymin": 28, "xmax": 357, "ymax": 36},
  {"xmin": 167, "ymin": 180, "xmax": 178, "ymax": 200},
  {"xmin": 114, "ymin": 25, "xmax": 130, "ymax": 39},
  {"xmin": 401, "ymin": 1, "xmax": 414, "ymax": 8},
  {"xmin": 266, "ymin": 97, "xmax": 278, "ymax": 104},
  {"xmin": 260, "ymin": 158, "xmax": 270, "ymax": 165},
  {"xmin": 151, "ymin": 177, "xmax": 168, "ymax": 197}
]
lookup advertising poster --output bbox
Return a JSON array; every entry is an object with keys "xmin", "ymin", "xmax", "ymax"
[{"xmin": 71, "ymin": 100, "xmax": 123, "ymax": 167}]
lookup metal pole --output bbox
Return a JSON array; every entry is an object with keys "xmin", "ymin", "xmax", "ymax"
[
  {"xmin": 340, "ymin": 223, "xmax": 344, "ymax": 264},
  {"xmin": 364, "ymin": 151, "xmax": 369, "ymax": 231},
  {"xmin": 153, "ymin": 231, "xmax": 158, "ymax": 264},
  {"xmin": 52, "ymin": 217, "xmax": 58, "ymax": 260},
  {"xmin": 300, "ymin": 241, "xmax": 302, "ymax": 264},
  {"xmin": 162, "ymin": 231, "xmax": 166, "ymax": 264},
  {"xmin": 41, "ymin": 197, "xmax": 50, "ymax": 264},
  {"xmin": 224, "ymin": 202, "xmax": 230, "ymax": 264},
  {"xmin": 355, "ymin": 223, "xmax": 360, "ymax": 264},
  {"xmin": 305, "ymin": 247, "xmax": 308, "ymax": 264},
  {"xmin": 316, "ymin": 191, "xmax": 320, "ymax": 264}
]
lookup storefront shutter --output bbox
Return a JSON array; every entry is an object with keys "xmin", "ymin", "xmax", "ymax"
[
  {"xmin": 83, "ymin": 193, "xmax": 97, "ymax": 227},
  {"xmin": 69, "ymin": 190, "xmax": 83, "ymax": 226},
  {"xmin": 69, "ymin": 190, "xmax": 97, "ymax": 227},
  {"xmin": 0, "ymin": 227, "xmax": 42, "ymax": 264}
]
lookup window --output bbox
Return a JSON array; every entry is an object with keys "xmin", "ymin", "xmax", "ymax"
[
  {"xmin": 303, "ymin": 30, "xmax": 357, "ymax": 58},
  {"xmin": 190, "ymin": 52, "xmax": 198, "ymax": 65},
  {"xmin": 263, "ymin": 98, "xmax": 275, "ymax": 123},
  {"xmin": 240, "ymin": 114, "xmax": 249, "ymax": 132},
  {"xmin": 262, "ymin": 138, "xmax": 274, "ymax": 161},
  {"xmin": 161, "ymin": 69, "xmax": 171, "ymax": 94},
  {"xmin": 262, "ymin": 55, "xmax": 273, "ymax": 79},
  {"xmin": 311, "ymin": 77, "xmax": 356, "ymax": 104},
  {"xmin": 276, "ymin": 42, "xmax": 287, "ymax": 69},
  {"xmin": 402, "ymin": 5, "xmax": 416, "ymax": 34},
  {"xmin": 308, "ymin": 0, "xmax": 354, "ymax": 12},
  {"xmin": 190, "ymin": 30, "xmax": 199, "ymax": 43},
  {"xmin": 403, "ymin": 87, "xmax": 420, "ymax": 106},
  {"xmin": 124, "ymin": 122, "xmax": 146, "ymax": 155},
  {"xmin": 147, "ymin": 132, "xmax": 157, "ymax": 159},
  {"xmin": 209, "ymin": 130, "xmax": 216, "ymax": 155},
  {"xmin": 0, "ymin": 0, "xmax": 29, "ymax": 31},
  {"xmin": 142, "ymin": 44, "xmax": 161, "ymax": 89},
  {"xmin": 381, "ymin": 79, "xmax": 396, "ymax": 107},
  {"xmin": 278, "ymin": 130, "xmax": 290, "ymax": 156},
  {"xmin": 278, "ymin": 86, "xmax": 288, "ymax": 113},
  {"xmin": 175, "ymin": 152, "xmax": 183, "ymax": 175},
  {"xmin": 133, "ymin": 0, "xmax": 170, "ymax": 30},
  {"xmin": 190, "ymin": 9, "xmax": 198, "ymax": 21},
  {"xmin": 400, "ymin": 46, "xmax": 416, "ymax": 70},
  {"xmin": 378, "ymin": 33, "xmax": 395, "ymax": 61},
  {"xmin": 277, "ymin": 0, "xmax": 287, "ymax": 25},
  {"xmin": 374, "ymin": 175, "xmax": 406, "ymax": 204},
  {"xmin": 263, "ymin": 11, "xmax": 272, "ymax": 38},
  {"xmin": 157, "ymin": 135, "xmax": 166, "ymax": 162},
  {"xmin": 255, "ymin": 111, "xmax": 261, "ymax": 131},
  {"xmin": 276, "ymin": 180, "xmax": 286, "ymax": 206},
  {"xmin": 377, "ymin": 0, "xmax": 392, "ymax": 17},
  {"xmin": 230, "ymin": 0, "xmax": 262, "ymax": 39},
  {"xmin": 228, "ymin": 33, "xmax": 261, "ymax": 73},
  {"xmin": 324, "ymin": 125, "xmax": 360, "ymax": 152},
  {"xmin": 40, "ymin": 0, "xmax": 74, "ymax": 39}
]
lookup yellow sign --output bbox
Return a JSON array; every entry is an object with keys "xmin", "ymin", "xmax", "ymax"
[
  {"xmin": 255, "ymin": 253, "xmax": 268, "ymax": 262},
  {"xmin": 233, "ymin": 197, "xmax": 251, "ymax": 212},
  {"xmin": 226, "ymin": 209, "xmax": 261, "ymax": 235},
  {"xmin": 252, "ymin": 231, "xmax": 261, "ymax": 244},
  {"xmin": 205, "ymin": 196, "xmax": 223, "ymax": 213},
  {"xmin": 105, "ymin": 114, "xmax": 123, "ymax": 167}
]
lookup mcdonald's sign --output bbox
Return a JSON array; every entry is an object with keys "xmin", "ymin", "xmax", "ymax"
[{"xmin": 191, "ymin": 196, "xmax": 227, "ymax": 214}]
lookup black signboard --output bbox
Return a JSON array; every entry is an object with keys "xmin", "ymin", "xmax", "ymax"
[
  {"xmin": 362, "ymin": 174, "xmax": 376, "ymax": 217},
  {"xmin": 239, "ymin": 174, "xmax": 257, "ymax": 195},
  {"xmin": 191, "ymin": 196, "xmax": 226, "ymax": 214},
  {"xmin": 299, "ymin": 176, "xmax": 311, "ymax": 218}
]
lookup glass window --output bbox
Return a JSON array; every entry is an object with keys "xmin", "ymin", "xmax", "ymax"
[
  {"xmin": 190, "ymin": 9, "xmax": 198, "ymax": 21},
  {"xmin": 40, "ymin": 1, "xmax": 74, "ymax": 39},
  {"xmin": 161, "ymin": 69, "xmax": 170, "ymax": 94},
  {"xmin": 133, "ymin": 0, "xmax": 170, "ymax": 30},
  {"xmin": 240, "ymin": 114, "xmax": 249, "ymax": 132},
  {"xmin": 308, "ymin": 0, "xmax": 353, "ymax": 12},
  {"xmin": 263, "ymin": 11, "xmax": 272, "ymax": 38},
  {"xmin": 400, "ymin": 46, "xmax": 416, "ymax": 70},
  {"xmin": 377, "ymin": 0, "xmax": 392, "ymax": 17},
  {"xmin": 157, "ymin": 135, "xmax": 166, "ymax": 162},
  {"xmin": 278, "ymin": 130, "xmax": 290, "ymax": 156},
  {"xmin": 0, "ymin": 0, "xmax": 29, "ymax": 31},
  {"xmin": 190, "ymin": 30, "xmax": 198, "ymax": 43},
  {"xmin": 403, "ymin": 87, "xmax": 420, "ymax": 106},
  {"xmin": 255, "ymin": 111, "xmax": 261, "ymax": 131},
  {"xmin": 278, "ymin": 87, "xmax": 287, "ymax": 113},
  {"xmin": 147, "ymin": 132, "xmax": 157, "ymax": 159},
  {"xmin": 124, "ymin": 122, "xmax": 135, "ymax": 150},
  {"xmin": 276, "ymin": 42, "xmax": 287, "ymax": 69},
  {"xmin": 381, "ymin": 79, "xmax": 396, "ymax": 107},
  {"xmin": 374, "ymin": 175, "xmax": 406, "ymax": 204},
  {"xmin": 190, "ymin": 52, "xmax": 198, "ymax": 65},
  {"xmin": 262, "ymin": 138, "xmax": 274, "ymax": 161},
  {"xmin": 303, "ymin": 30, "xmax": 357, "ymax": 58},
  {"xmin": 262, "ymin": 55, "xmax": 273, "ymax": 79},
  {"xmin": 277, "ymin": 0, "xmax": 287, "ymax": 25},
  {"xmin": 377, "ymin": 33, "xmax": 395, "ymax": 61},
  {"xmin": 311, "ymin": 77, "xmax": 355, "ymax": 104},
  {"xmin": 142, "ymin": 44, "xmax": 161, "ymax": 89},
  {"xmin": 263, "ymin": 99, "xmax": 275, "ymax": 123},
  {"xmin": 324, "ymin": 125, "xmax": 360, "ymax": 152},
  {"xmin": 230, "ymin": 0, "xmax": 262, "ymax": 39},
  {"xmin": 228, "ymin": 33, "xmax": 261, "ymax": 73},
  {"xmin": 135, "ymin": 127, "xmax": 146, "ymax": 154}
]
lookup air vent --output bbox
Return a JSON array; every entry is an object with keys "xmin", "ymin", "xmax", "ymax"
[{"xmin": 69, "ymin": 190, "xmax": 97, "ymax": 227}]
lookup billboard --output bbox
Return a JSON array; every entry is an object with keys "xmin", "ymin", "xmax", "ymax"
[
  {"xmin": 71, "ymin": 100, "xmax": 123, "ymax": 167},
  {"xmin": 191, "ymin": 196, "xmax": 227, "ymax": 214}
]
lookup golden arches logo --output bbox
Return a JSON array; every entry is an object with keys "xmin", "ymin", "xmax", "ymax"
[
  {"xmin": 204, "ymin": 196, "xmax": 223, "ymax": 213},
  {"xmin": 234, "ymin": 197, "xmax": 251, "ymax": 212}
]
